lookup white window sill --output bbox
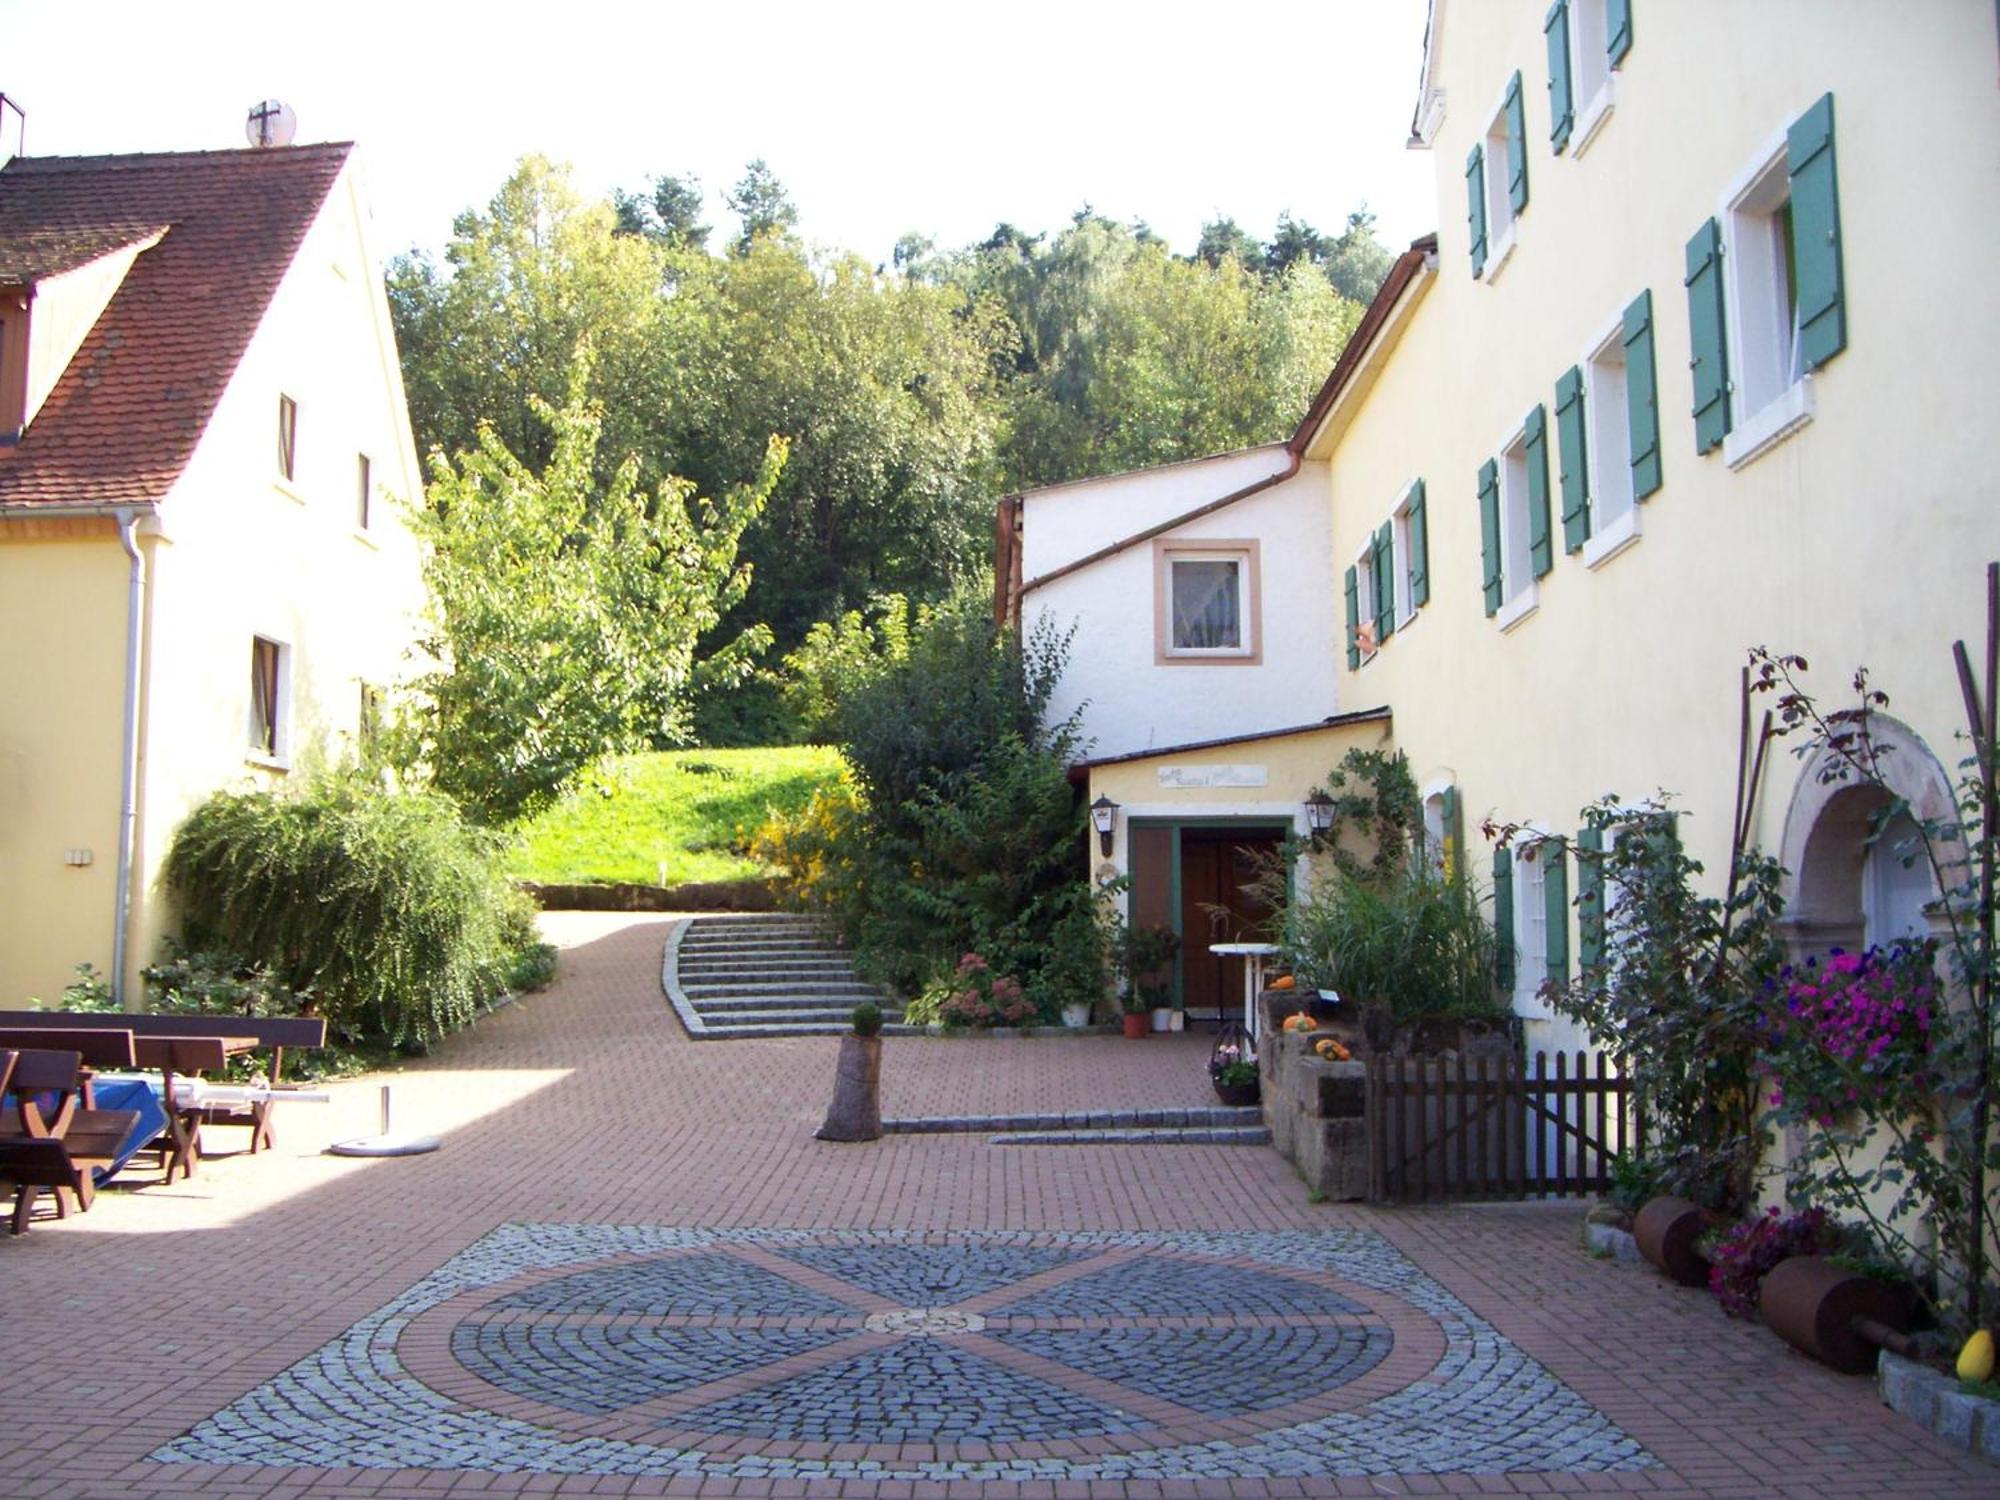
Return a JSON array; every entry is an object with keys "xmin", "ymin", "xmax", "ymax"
[
  {"xmin": 1496, "ymin": 584, "xmax": 1539, "ymax": 633},
  {"xmin": 245, "ymin": 750, "xmax": 290, "ymax": 773},
  {"xmin": 1582, "ymin": 507, "xmax": 1640, "ymax": 569},
  {"xmin": 1163, "ymin": 650, "xmax": 1258, "ymax": 665},
  {"xmin": 1479, "ymin": 222, "xmax": 1518, "ymax": 284},
  {"xmin": 1724, "ymin": 377, "xmax": 1815, "ymax": 470},
  {"xmin": 1571, "ymin": 79, "xmax": 1616, "ymax": 158},
  {"xmin": 274, "ymin": 479, "xmax": 307, "ymax": 507}
]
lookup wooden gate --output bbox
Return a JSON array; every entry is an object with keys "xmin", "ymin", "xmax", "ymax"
[{"xmin": 1366, "ymin": 1050, "xmax": 1641, "ymax": 1203}]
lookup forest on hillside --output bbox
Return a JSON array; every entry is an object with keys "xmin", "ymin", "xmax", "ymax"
[{"xmin": 388, "ymin": 158, "xmax": 1393, "ymax": 740}]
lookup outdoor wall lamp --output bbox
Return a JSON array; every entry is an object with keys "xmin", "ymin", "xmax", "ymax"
[
  {"xmin": 1090, "ymin": 794, "xmax": 1120, "ymax": 856},
  {"xmin": 1304, "ymin": 789, "xmax": 1336, "ymax": 836}
]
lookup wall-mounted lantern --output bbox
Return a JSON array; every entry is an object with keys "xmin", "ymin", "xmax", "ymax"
[
  {"xmin": 1090, "ymin": 794, "xmax": 1120, "ymax": 857},
  {"xmin": 1304, "ymin": 789, "xmax": 1336, "ymax": 837}
]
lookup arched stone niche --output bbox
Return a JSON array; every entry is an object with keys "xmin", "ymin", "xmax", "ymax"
[{"xmin": 1774, "ymin": 713, "xmax": 1963, "ymax": 964}]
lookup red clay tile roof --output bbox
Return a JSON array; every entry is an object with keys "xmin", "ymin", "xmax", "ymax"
[
  {"xmin": 0, "ymin": 143, "xmax": 351, "ymax": 509},
  {"xmin": 0, "ymin": 222, "xmax": 167, "ymax": 283}
]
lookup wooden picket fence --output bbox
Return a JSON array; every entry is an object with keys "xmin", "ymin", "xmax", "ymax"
[{"xmin": 1366, "ymin": 1049, "xmax": 1641, "ymax": 1203}]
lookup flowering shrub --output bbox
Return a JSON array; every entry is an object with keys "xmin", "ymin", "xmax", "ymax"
[
  {"xmin": 1210, "ymin": 1036, "xmax": 1259, "ymax": 1088},
  {"xmin": 1705, "ymin": 1206, "xmax": 1832, "ymax": 1319},
  {"xmin": 1765, "ymin": 944, "xmax": 1936, "ymax": 1122},
  {"xmin": 937, "ymin": 953, "xmax": 1036, "ymax": 1029}
]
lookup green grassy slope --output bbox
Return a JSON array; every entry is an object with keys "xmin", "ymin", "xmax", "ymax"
[{"xmin": 507, "ymin": 747, "xmax": 843, "ymax": 887}]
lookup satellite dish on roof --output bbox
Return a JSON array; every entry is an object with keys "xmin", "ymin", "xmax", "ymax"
[{"xmin": 245, "ymin": 99, "xmax": 297, "ymax": 148}]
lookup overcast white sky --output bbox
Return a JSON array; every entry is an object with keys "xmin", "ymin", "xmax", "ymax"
[{"xmin": 1, "ymin": 1, "xmax": 1439, "ymax": 266}]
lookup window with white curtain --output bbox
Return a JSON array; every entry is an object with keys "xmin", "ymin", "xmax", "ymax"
[{"xmin": 1155, "ymin": 539, "xmax": 1260, "ymax": 663}]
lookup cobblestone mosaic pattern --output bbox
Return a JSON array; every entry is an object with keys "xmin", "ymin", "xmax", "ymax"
[
  {"xmin": 994, "ymin": 1323, "xmax": 1392, "ymax": 1417},
  {"xmin": 152, "ymin": 1226, "xmax": 1659, "ymax": 1481},
  {"xmin": 450, "ymin": 1323, "xmax": 845, "ymax": 1415},
  {"xmin": 677, "ymin": 1341, "xmax": 1145, "ymax": 1443},
  {"xmin": 776, "ymin": 1241, "xmax": 1085, "ymax": 1306}
]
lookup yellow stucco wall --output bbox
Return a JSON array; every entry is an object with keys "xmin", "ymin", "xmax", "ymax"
[{"xmin": 0, "ymin": 525, "xmax": 133, "ymax": 1002}]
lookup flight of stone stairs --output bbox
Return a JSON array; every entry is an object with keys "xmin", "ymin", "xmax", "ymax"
[{"xmin": 662, "ymin": 913, "xmax": 914, "ymax": 1039}]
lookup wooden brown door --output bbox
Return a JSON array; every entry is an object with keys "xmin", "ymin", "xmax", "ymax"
[{"xmin": 1179, "ymin": 828, "xmax": 1280, "ymax": 1019}]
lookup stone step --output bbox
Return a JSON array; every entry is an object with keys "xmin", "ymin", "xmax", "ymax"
[
  {"xmin": 684, "ymin": 981, "xmax": 881, "ymax": 999},
  {"xmin": 686, "ymin": 1022, "xmax": 927, "ymax": 1040},
  {"xmin": 989, "ymin": 1126, "xmax": 1273, "ymax": 1146},
  {"xmin": 680, "ymin": 941, "xmax": 852, "ymax": 958},
  {"xmin": 691, "ymin": 1006, "xmax": 891, "ymax": 1027},
  {"xmin": 694, "ymin": 996, "xmax": 895, "ymax": 1015},
  {"xmin": 677, "ymin": 959, "xmax": 860, "ymax": 976},
  {"xmin": 882, "ymin": 1107, "xmax": 1260, "ymax": 1134}
]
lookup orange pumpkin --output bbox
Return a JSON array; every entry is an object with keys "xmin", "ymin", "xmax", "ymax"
[
  {"xmin": 1281, "ymin": 1011, "xmax": 1318, "ymax": 1034},
  {"xmin": 1313, "ymin": 1037, "xmax": 1352, "ymax": 1062},
  {"xmin": 1269, "ymin": 974, "xmax": 1296, "ymax": 991}
]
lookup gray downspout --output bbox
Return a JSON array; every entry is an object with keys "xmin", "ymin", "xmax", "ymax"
[{"xmin": 112, "ymin": 508, "xmax": 144, "ymax": 1008}]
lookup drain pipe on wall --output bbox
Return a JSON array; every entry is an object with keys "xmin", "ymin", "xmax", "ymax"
[{"xmin": 111, "ymin": 506, "xmax": 145, "ymax": 1008}]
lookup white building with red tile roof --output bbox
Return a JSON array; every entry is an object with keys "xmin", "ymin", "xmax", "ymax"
[{"xmin": 0, "ymin": 140, "xmax": 428, "ymax": 1005}]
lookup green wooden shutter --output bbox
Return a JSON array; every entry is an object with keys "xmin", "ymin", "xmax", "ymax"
[
  {"xmin": 1477, "ymin": 459, "xmax": 1503, "ymax": 616},
  {"xmin": 1408, "ymin": 480, "xmax": 1430, "ymax": 608},
  {"xmin": 1555, "ymin": 365, "xmax": 1590, "ymax": 553},
  {"xmin": 1685, "ymin": 218, "xmax": 1731, "ymax": 453},
  {"xmin": 1543, "ymin": 837, "xmax": 1570, "ymax": 985},
  {"xmin": 1545, "ymin": 0, "xmax": 1574, "ymax": 153},
  {"xmin": 1576, "ymin": 825, "xmax": 1606, "ymax": 975},
  {"xmin": 1493, "ymin": 844, "xmax": 1515, "ymax": 991},
  {"xmin": 1607, "ymin": 0, "xmax": 1632, "ymax": 65},
  {"xmin": 1525, "ymin": 404, "xmax": 1554, "ymax": 577},
  {"xmin": 1505, "ymin": 70, "xmax": 1529, "ymax": 213},
  {"xmin": 1465, "ymin": 144, "xmax": 1488, "ymax": 276},
  {"xmin": 1622, "ymin": 289, "xmax": 1663, "ymax": 499},
  {"xmin": 1787, "ymin": 92, "xmax": 1846, "ymax": 370},
  {"xmin": 1441, "ymin": 783, "xmax": 1462, "ymax": 881},
  {"xmin": 1374, "ymin": 520, "xmax": 1396, "ymax": 641},
  {"xmin": 1343, "ymin": 564, "xmax": 1360, "ymax": 669}
]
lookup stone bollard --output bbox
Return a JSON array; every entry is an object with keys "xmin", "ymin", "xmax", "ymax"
[{"xmin": 815, "ymin": 1028, "xmax": 883, "ymax": 1142}]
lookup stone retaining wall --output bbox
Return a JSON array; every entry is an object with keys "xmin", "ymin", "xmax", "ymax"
[
  {"xmin": 1259, "ymin": 1023, "xmax": 1371, "ymax": 1200},
  {"xmin": 522, "ymin": 878, "xmax": 776, "ymax": 912}
]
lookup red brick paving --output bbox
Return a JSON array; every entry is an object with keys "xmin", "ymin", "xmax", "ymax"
[{"xmin": 0, "ymin": 912, "xmax": 1990, "ymax": 1497}]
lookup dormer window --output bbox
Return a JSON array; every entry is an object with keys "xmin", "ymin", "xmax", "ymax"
[
  {"xmin": 0, "ymin": 289, "xmax": 27, "ymax": 441},
  {"xmin": 278, "ymin": 394, "xmax": 298, "ymax": 483}
]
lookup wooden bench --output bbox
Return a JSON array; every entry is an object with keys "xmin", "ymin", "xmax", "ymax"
[
  {"xmin": 0, "ymin": 1012, "xmax": 327, "ymax": 1156},
  {"xmin": 0, "ymin": 1048, "xmax": 143, "ymax": 1234}
]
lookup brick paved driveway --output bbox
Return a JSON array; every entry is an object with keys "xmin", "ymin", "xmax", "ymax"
[{"xmin": 0, "ymin": 913, "xmax": 1988, "ymax": 1498}]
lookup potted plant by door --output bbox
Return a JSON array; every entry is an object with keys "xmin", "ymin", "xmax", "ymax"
[
  {"xmin": 1120, "ymin": 990, "xmax": 1150, "ymax": 1039},
  {"xmin": 1209, "ymin": 1028, "xmax": 1260, "ymax": 1105}
]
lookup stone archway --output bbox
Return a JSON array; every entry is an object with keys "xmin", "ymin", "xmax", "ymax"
[{"xmin": 1774, "ymin": 712, "xmax": 1962, "ymax": 963}]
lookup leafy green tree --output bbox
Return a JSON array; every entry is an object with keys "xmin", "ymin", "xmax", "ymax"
[
  {"xmin": 387, "ymin": 156, "xmax": 671, "ymax": 478},
  {"xmin": 1322, "ymin": 206, "xmax": 1395, "ymax": 303},
  {"xmin": 1194, "ymin": 215, "xmax": 1263, "ymax": 270},
  {"xmin": 726, "ymin": 158, "xmax": 799, "ymax": 254},
  {"xmin": 400, "ymin": 347, "xmax": 787, "ymax": 824},
  {"xmin": 613, "ymin": 172, "xmax": 710, "ymax": 249}
]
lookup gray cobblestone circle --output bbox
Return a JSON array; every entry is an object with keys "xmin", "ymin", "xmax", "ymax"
[{"xmin": 152, "ymin": 1226, "xmax": 1660, "ymax": 1479}]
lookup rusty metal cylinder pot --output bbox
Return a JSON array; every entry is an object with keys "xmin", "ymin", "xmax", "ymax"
[
  {"xmin": 1633, "ymin": 1195, "xmax": 1711, "ymax": 1287},
  {"xmin": 1758, "ymin": 1254, "xmax": 1910, "ymax": 1374}
]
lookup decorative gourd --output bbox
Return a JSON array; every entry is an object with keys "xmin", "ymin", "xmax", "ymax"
[
  {"xmin": 1312, "ymin": 1037, "xmax": 1352, "ymax": 1062},
  {"xmin": 1269, "ymin": 974, "xmax": 1296, "ymax": 990},
  {"xmin": 1281, "ymin": 1012, "xmax": 1317, "ymax": 1034},
  {"xmin": 1958, "ymin": 1328, "xmax": 1996, "ymax": 1383}
]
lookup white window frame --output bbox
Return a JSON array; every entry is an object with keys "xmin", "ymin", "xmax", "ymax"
[
  {"xmin": 248, "ymin": 634, "xmax": 292, "ymax": 769},
  {"xmin": 356, "ymin": 452, "xmax": 373, "ymax": 532},
  {"xmin": 1719, "ymin": 128, "xmax": 1816, "ymax": 471},
  {"xmin": 1579, "ymin": 310, "xmax": 1641, "ymax": 570},
  {"xmin": 1389, "ymin": 481, "xmax": 1421, "ymax": 630},
  {"xmin": 1479, "ymin": 83, "xmax": 1520, "ymax": 282},
  {"xmin": 1567, "ymin": 0, "xmax": 1618, "ymax": 158},
  {"xmin": 1350, "ymin": 536, "xmax": 1379, "ymax": 662},
  {"xmin": 1511, "ymin": 826, "xmax": 1552, "ymax": 1019},
  {"xmin": 1493, "ymin": 418, "xmax": 1538, "ymax": 631},
  {"xmin": 1155, "ymin": 538, "xmax": 1261, "ymax": 664}
]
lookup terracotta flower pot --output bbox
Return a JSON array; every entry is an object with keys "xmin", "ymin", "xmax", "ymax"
[{"xmin": 1122, "ymin": 1012, "xmax": 1149, "ymax": 1039}]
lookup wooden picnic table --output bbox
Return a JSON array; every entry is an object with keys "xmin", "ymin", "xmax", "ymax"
[
  {"xmin": 0, "ymin": 1027, "xmax": 254, "ymax": 1181},
  {"xmin": 0, "ymin": 1047, "xmax": 144, "ymax": 1233}
]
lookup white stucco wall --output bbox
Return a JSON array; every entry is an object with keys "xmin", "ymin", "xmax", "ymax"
[
  {"xmin": 1021, "ymin": 451, "xmax": 1341, "ymax": 761},
  {"xmin": 123, "ymin": 153, "xmax": 429, "ymax": 995}
]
